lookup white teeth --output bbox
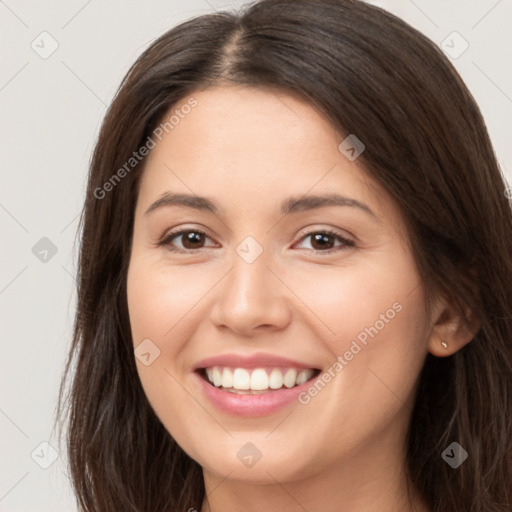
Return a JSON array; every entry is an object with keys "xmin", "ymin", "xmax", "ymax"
[
  {"xmin": 232, "ymin": 368, "xmax": 250, "ymax": 390},
  {"xmin": 283, "ymin": 369, "xmax": 297, "ymax": 388},
  {"xmin": 250, "ymin": 369, "xmax": 269, "ymax": 390},
  {"xmin": 212, "ymin": 367, "xmax": 222, "ymax": 387},
  {"xmin": 269, "ymin": 369, "xmax": 283, "ymax": 389},
  {"xmin": 296, "ymin": 369, "xmax": 314, "ymax": 385},
  {"xmin": 204, "ymin": 366, "xmax": 316, "ymax": 391},
  {"xmin": 221, "ymin": 368, "xmax": 233, "ymax": 388}
]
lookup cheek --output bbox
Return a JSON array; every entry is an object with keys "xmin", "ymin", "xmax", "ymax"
[
  {"xmin": 126, "ymin": 258, "xmax": 209, "ymax": 450},
  {"xmin": 127, "ymin": 256, "xmax": 218, "ymax": 348},
  {"xmin": 278, "ymin": 260, "xmax": 428, "ymax": 457},
  {"xmin": 283, "ymin": 253, "xmax": 426, "ymax": 353},
  {"xmin": 285, "ymin": 252, "xmax": 429, "ymax": 412}
]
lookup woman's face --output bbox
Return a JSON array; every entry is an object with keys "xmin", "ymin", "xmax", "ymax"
[{"xmin": 127, "ymin": 85, "xmax": 437, "ymax": 485}]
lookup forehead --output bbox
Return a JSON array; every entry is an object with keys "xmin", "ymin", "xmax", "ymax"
[
  {"xmin": 136, "ymin": 85, "xmax": 398, "ymax": 227},
  {"xmin": 147, "ymin": 85, "xmax": 342, "ymax": 172}
]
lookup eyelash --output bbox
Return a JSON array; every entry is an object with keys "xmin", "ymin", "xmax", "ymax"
[{"xmin": 157, "ymin": 228, "xmax": 355, "ymax": 254}]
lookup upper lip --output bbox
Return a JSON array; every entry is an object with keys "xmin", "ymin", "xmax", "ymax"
[{"xmin": 193, "ymin": 352, "xmax": 320, "ymax": 370}]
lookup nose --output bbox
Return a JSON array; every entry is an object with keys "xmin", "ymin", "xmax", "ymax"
[{"xmin": 209, "ymin": 248, "xmax": 292, "ymax": 336}]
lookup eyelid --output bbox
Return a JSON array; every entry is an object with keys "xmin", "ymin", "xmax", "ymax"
[{"xmin": 295, "ymin": 225, "xmax": 355, "ymax": 243}]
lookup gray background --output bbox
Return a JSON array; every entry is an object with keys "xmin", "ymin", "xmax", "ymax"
[{"xmin": 1, "ymin": 0, "xmax": 511, "ymax": 510}]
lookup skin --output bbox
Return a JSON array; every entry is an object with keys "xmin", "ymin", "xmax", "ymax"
[{"xmin": 126, "ymin": 85, "xmax": 474, "ymax": 512}]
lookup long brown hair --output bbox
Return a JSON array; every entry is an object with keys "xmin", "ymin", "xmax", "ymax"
[{"xmin": 55, "ymin": 0, "xmax": 512, "ymax": 510}]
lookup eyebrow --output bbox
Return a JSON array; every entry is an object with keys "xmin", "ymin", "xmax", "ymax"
[{"xmin": 144, "ymin": 192, "xmax": 379, "ymax": 220}]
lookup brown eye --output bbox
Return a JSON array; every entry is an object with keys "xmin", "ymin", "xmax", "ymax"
[
  {"xmin": 296, "ymin": 230, "xmax": 355, "ymax": 253},
  {"xmin": 159, "ymin": 229, "xmax": 215, "ymax": 252},
  {"xmin": 179, "ymin": 231, "xmax": 206, "ymax": 249},
  {"xmin": 310, "ymin": 233, "xmax": 336, "ymax": 250}
]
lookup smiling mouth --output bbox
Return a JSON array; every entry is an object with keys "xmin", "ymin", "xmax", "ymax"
[{"xmin": 197, "ymin": 366, "xmax": 322, "ymax": 394}]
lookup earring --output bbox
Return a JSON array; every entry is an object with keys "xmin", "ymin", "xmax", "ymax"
[{"xmin": 441, "ymin": 340, "xmax": 448, "ymax": 349}]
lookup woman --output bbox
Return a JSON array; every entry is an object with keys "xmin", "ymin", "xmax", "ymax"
[{"xmin": 56, "ymin": 0, "xmax": 512, "ymax": 510}]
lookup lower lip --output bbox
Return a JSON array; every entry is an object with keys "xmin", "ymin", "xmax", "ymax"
[{"xmin": 193, "ymin": 371, "xmax": 314, "ymax": 417}]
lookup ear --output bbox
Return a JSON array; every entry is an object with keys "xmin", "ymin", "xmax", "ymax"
[{"xmin": 427, "ymin": 293, "xmax": 480, "ymax": 358}]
